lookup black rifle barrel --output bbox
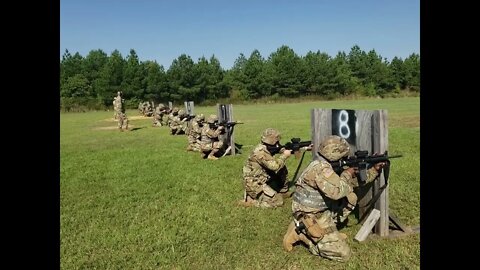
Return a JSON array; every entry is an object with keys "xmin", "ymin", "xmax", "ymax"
[
  {"xmin": 330, "ymin": 154, "xmax": 402, "ymax": 168},
  {"xmin": 284, "ymin": 141, "xmax": 312, "ymax": 151}
]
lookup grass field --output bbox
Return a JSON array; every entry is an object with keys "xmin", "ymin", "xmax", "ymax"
[{"xmin": 60, "ymin": 97, "xmax": 420, "ymax": 269}]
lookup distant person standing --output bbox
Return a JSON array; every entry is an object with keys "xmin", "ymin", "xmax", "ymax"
[
  {"xmin": 114, "ymin": 91, "xmax": 129, "ymax": 131},
  {"xmin": 113, "ymin": 97, "xmax": 119, "ymax": 120}
]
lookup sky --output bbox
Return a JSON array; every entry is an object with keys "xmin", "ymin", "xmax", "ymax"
[{"xmin": 60, "ymin": 0, "xmax": 419, "ymax": 70}]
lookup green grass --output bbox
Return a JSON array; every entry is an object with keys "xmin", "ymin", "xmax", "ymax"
[{"xmin": 61, "ymin": 97, "xmax": 420, "ymax": 269}]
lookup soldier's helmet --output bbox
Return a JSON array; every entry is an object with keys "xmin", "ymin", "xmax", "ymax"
[
  {"xmin": 261, "ymin": 128, "xmax": 281, "ymax": 145},
  {"xmin": 178, "ymin": 109, "xmax": 185, "ymax": 116},
  {"xmin": 207, "ymin": 114, "xmax": 218, "ymax": 124},
  {"xmin": 318, "ymin": 135, "xmax": 350, "ymax": 161},
  {"xmin": 195, "ymin": 113, "xmax": 205, "ymax": 122},
  {"xmin": 172, "ymin": 107, "xmax": 179, "ymax": 113}
]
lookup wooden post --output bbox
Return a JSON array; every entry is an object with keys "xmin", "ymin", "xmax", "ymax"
[
  {"xmin": 184, "ymin": 101, "xmax": 195, "ymax": 116},
  {"xmin": 311, "ymin": 108, "xmax": 389, "ymax": 236},
  {"xmin": 217, "ymin": 104, "xmax": 237, "ymax": 155},
  {"xmin": 373, "ymin": 110, "xmax": 389, "ymax": 236}
]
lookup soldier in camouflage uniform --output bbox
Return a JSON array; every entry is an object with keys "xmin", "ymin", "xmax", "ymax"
[
  {"xmin": 169, "ymin": 109, "xmax": 188, "ymax": 135},
  {"xmin": 138, "ymin": 101, "xmax": 144, "ymax": 115},
  {"xmin": 144, "ymin": 102, "xmax": 153, "ymax": 117},
  {"xmin": 186, "ymin": 113, "xmax": 205, "ymax": 152},
  {"xmin": 282, "ymin": 135, "xmax": 385, "ymax": 262},
  {"xmin": 113, "ymin": 97, "xmax": 119, "ymax": 119},
  {"xmin": 114, "ymin": 91, "xmax": 129, "ymax": 131},
  {"xmin": 167, "ymin": 107, "xmax": 179, "ymax": 127},
  {"xmin": 199, "ymin": 114, "xmax": 225, "ymax": 160},
  {"xmin": 152, "ymin": 103, "xmax": 168, "ymax": 127},
  {"xmin": 161, "ymin": 107, "xmax": 172, "ymax": 126},
  {"xmin": 113, "ymin": 91, "xmax": 122, "ymax": 120},
  {"xmin": 242, "ymin": 128, "xmax": 292, "ymax": 208}
]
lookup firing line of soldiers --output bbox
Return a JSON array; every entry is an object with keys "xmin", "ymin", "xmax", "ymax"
[
  {"xmin": 147, "ymin": 103, "xmax": 240, "ymax": 160},
  {"xmin": 113, "ymin": 95, "xmax": 391, "ymax": 263},
  {"xmin": 138, "ymin": 101, "xmax": 154, "ymax": 117}
]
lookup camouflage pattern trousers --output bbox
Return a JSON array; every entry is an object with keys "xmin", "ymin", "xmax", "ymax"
[
  {"xmin": 117, "ymin": 113, "xmax": 129, "ymax": 130},
  {"xmin": 152, "ymin": 115, "xmax": 163, "ymax": 126},
  {"xmin": 187, "ymin": 136, "xmax": 201, "ymax": 151},
  {"xmin": 293, "ymin": 208, "xmax": 351, "ymax": 262},
  {"xmin": 252, "ymin": 192, "xmax": 284, "ymax": 208}
]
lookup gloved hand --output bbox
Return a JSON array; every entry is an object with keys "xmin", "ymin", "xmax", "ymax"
[{"xmin": 346, "ymin": 192, "xmax": 357, "ymax": 208}]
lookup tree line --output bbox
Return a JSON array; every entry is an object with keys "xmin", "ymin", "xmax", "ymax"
[{"xmin": 60, "ymin": 45, "xmax": 419, "ymax": 111}]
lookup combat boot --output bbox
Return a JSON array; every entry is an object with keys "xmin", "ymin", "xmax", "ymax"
[
  {"xmin": 237, "ymin": 195, "xmax": 257, "ymax": 207},
  {"xmin": 283, "ymin": 221, "xmax": 300, "ymax": 252},
  {"xmin": 207, "ymin": 149, "xmax": 219, "ymax": 160},
  {"xmin": 279, "ymin": 185, "xmax": 289, "ymax": 194},
  {"xmin": 207, "ymin": 154, "xmax": 219, "ymax": 160}
]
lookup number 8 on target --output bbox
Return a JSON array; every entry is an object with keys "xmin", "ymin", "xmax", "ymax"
[{"xmin": 331, "ymin": 109, "xmax": 356, "ymax": 145}]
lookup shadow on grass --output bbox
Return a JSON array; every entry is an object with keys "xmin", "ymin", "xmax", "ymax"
[{"xmin": 129, "ymin": 127, "xmax": 146, "ymax": 131}]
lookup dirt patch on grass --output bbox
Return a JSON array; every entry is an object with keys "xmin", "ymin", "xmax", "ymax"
[
  {"xmin": 93, "ymin": 125, "xmax": 136, "ymax": 130},
  {"xmin": 102, "ymin": 115, "xmax": 151, "ymax": 121},
  {"xmin": 127, "ymin": 116, "xmax": 152, "ymax": 120}
]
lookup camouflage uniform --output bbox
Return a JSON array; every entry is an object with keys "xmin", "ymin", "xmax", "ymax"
[
  {"xmin": 114, "ymin": 92, "xmax": 128, "ymax": 131},
  {"xmin": 143, "ymin": 102, "xmax": 153, "ymax": 117},
  {"xmin": 161, "ymin": 107, "xmax": 171, "ymax": 126},
  {"xmin": 282, "ymin": 135, "xmax": 381, "ymax": 262},
  {"xmin": 138, "ymin": 102, "xmax": 144, "ymax": 115},
  {"xmin": 242, "ymin": 128, "xmax": 290, "ymax": 208},
  {"xmin": 113, "ymin": 92, "xmax": 122, "ymax": 120},
  {"xmin": 170, "ymin": 109, "xmax": 187, "ymax": 135},
  {"xmin": 200, "ymin": 114, "xmax": 225, "ymax": 160},
  {"xmin": 114, "ymin": 98, "xmax": 119, "ymax": 119},
  {"xmin": 186, "ymin": 114, "xmax": 205, "ymax": 152},
  {"xmin": 152, "ymin": 103, "xmax": 167, "ymax": 127},
  {"xmin": 167, "ymin": 107, "xmax": 179, "ymax": 128}
]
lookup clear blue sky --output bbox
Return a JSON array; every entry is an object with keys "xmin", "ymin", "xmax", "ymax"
[{"xmin": 60, "ymin": 0, "xmax": 419, "ymax": 70}]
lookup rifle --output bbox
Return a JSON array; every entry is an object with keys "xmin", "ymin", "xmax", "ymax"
[
  {"xmin": 329, "ymin": 150, "xmax": 402, "ymax": 184},
  {"xmin": 267, "ymin": 137, "xmax": 312, "ymax": 157},
  {"xmin": 283, "ymin": 138, "xmax": 312, "ymax": 154},
  {"xmin": 214, "ymin": 121, "xmax": 244, "ymax": 138},
  {"xmin": 182, "ymin": 114, "xmax": 196, "ymax": 121},
  {"xmin": 216, "ymin": 121, "xmax": 244, "ymax": 128}
]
